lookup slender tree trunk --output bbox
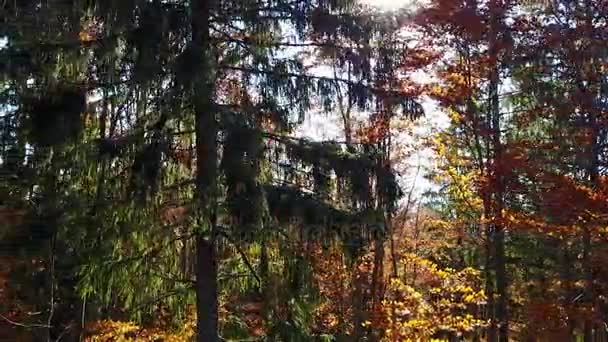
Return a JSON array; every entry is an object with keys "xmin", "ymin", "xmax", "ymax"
[
  {"xmin": 47, "ymin": 235, "xmax": 56, "ymax": 342},
  {"xmin": 484, "ymin": 206, "xmax": 497, "ymax": 342},
  {"xmin": 352, "ymin": 262, "xmax": 365, "ymax": 341},
  {"xmin": 488, "ymin": 2, "xmax": 508, "ymax": 340},
  {"xmin": 583, "ymin": 114, "xmax": 599, "ymax": 342},
  {"xmin": 371, "ymin": 168, "xmax": 387, "ymax": 303},
  {"xmin": 494, "ymin": 222, "xmax": 508, "ymax": 342},
  {"xmin": 191, "ymin": 0, "xmax": 218, "ymax": 341},
  {"xmin": 78, "ymin": 297, "xmax": 86, "ymax": 342},
  {"xmin": 411, "ymin": 204, "xmax": 421, "ymax": 285},
  {"xmin": 582, "ymin": 225, "xmax": 593, "ymax": 342},
  {"xmin": 370, "ymin": 238, "xmax": 384, "ymax": 303},
  {"xmin": 336, "ymin": 62, "xmax": 367, "ymax": 341},
  {"xmin": 559, "ymin": 244, "xmax": 576, "ymax": 340},
  {"xmin": 582, "ymin": 0, "xmax": 598, "ymax": 338},
  {"xmin": 369, "ymin": 137, "xmax": 392, "ymax": 341}
]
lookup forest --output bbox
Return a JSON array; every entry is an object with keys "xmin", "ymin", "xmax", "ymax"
[{"xmin": 1, "ymin": 0, "xmax": 608, "ymax": 341}]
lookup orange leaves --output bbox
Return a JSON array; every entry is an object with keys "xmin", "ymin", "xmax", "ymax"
[
  {"xmin": 309, "ymin": 245, "xmax": 353, "ymax": 335},
  {"xmin": 79, "ymin": 18, "xmax": 103, "ymax": 43},
  {"xmin": 401, "ymin": 48, "xmax": 441, "ymax": 72},
  {"xmin": 427, "ymin": 79, "xmax": 471, "ymax": 107},
  {"xmin": 500, "ymin": 209, "xmax": 575, "ymax": 237},
  {"xmin": 426, "ymin": 60, "xmax": 487, "ymax": 107},
  {"xmin": 492, "ymin": 169, "xmax": 608, "ymax": 238},
  {"xmin": 356, "ymin": 113, "xmax": 391, "ymax": 144}
]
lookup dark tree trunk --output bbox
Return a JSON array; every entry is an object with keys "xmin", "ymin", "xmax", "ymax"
[
  {"xmin": 191, "ymin": 0, "xmax": 218, "ymax": 341},
  {"xmin": 488, "ymin": 2, "xmax": 508, "ymax": 340},
  {"xmin": 583, "ymin": 110, "xmax": 599, "ymax": 342},
  {"xmin": 581, "ymin": 0, "xmax": 599, "ymax": 338},
  {"xmin": 351, "ymin": 263, "xmax": 365, "ymax": 341},
  {"xmin": 484, "ymin": 203, "xmax": 497, "ymax": 342},
  {"xmin": 495, "ymin": 225, "xmax": 508, "ymax": 342},
  {"xmin": 370, "ymin": 237, "xmax": 385, "ymax": 304},
  {"xmin": 196, "ymin": 235, "xmax": 218, "ymax": 342}
]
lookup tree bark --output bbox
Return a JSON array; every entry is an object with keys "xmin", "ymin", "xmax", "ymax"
[
  {"xmin": 196, "ymin": 235, "xmax": 218, "ymax": 342},
  {"xmin": 583, "ymin": 103, "xmax": 599, "ymax": 342},
  {"xmin": 488, "ymin": 1, "xmax": 508, "ymax": 340},
  {"xmin": 483, "ymin": 205, "xmax": 497, "ymax": 342},
  {"xmin": 191, "ymin": 0, "xmax": 219, "ymax": 341}
]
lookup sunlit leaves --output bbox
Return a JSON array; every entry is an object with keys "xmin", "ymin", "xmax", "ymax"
[{"xmin": 377, "ymin": 254, "xmax": 486, "ymax": 341}]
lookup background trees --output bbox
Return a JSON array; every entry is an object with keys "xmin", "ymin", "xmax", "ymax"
[{"xmin": 420, "ymin": 0, "xmax": 608, "ymax": 340}]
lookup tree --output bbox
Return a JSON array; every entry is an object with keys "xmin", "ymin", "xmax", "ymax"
[
  {"xmin": 1, "ymin": 0, "xmax": 423, "ymax": 340},
  {"xmin": 419, "ymin": 0, "xmax": 608, "ymax": 340},
  {"xmin": 415, "ymin": 1, "xmax": 516, "ymax": 339},
  {"xmin": 506, "ymin": 0, "xmax": 608, "ymax": 338}
]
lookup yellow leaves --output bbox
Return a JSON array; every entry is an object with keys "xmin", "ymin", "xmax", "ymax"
[
  {"xmin": 447, "ymin": 107, "xmax": 464, "ymax": 123},
  {"xmin": 436, "ymin": 269, "xmax": 450, "ymax": 279},
  {"xmin": 85, "ymin": 314, "xmax": 196, "ymax": 342},
  {"xmin": 86, "ymin": 320, "xmax": 139, "ymax": 342},
  {"xmin": 378, "ymin": 255, "xmax": 486, "ymax": 341},
  {"xmin": 428, "ymin": 132, "xmax": 484, "ymax": 214},
  {"xmin": 574, "ymin": 280, "xmax": 586, "ymax": 289},
  {"xmin": 428, "ymin": 84, "xmax": 447, "ymax": 99},
  {"xmin": 79, "ymin": 30, "xmax": 95, "ymax": 42},
  {"xmin": 463, "ymin": 294, "xmax": 477, "ymax": 303}
]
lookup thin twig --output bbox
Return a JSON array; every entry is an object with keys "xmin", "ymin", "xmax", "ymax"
[
  {"xmin": 0, "ymin": 313, "xmax": 52, "ymax": 329},
  {"xmin": 218, "ymin": 231, "xmax": 262, "ymax": 286}
]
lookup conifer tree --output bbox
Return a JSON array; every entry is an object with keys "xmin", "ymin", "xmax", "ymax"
[{"xmin": 1, "ymin": 0, "xmax": 422, "ymax": 340}]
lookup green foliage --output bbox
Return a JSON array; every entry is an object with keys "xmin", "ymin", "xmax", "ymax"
[{"xmin": 0, "ymin": 0, "xmax": 419, "ymax": 340}]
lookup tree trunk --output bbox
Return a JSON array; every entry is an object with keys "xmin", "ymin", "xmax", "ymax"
[
  {"xmin": 581, "ymin": 0, "xmax": 598, "ymax": 337},
  {"xmin": 582, "ymin": 225, "xmax": 593, "ymax": 342},
  {"xmin": 191, "ymin": 0, "xmax": 218, "ymax": 341},
  {"xmin": 583, "ymin": 111, "xmax": 599, "ymax": 342},
  {"xmin": 495, "ymin": 224, "xmax": 508, "ymax": 342},
  {"xmin": 559, "ymin": 243, "xmax": 576, "ymax": 341},
  {"xmin": 488, "ymin": 1, "xmax": 508, "ymax": 340},
  {"xmin": 351, "ymin": 262, "xmax": 365, "ymax": 341},
  {"xmin": 484, "ymin": 206, "xmax": 497, "ymax": 342},
  {"xmin": 196, "ymin": 235, "xmax": 218, "ymax": 342},
  {"xmin": 370, "ymin": 237, "xmax": 384, "ymax": 303}
]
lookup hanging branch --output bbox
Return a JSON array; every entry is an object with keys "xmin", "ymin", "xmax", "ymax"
[{"xmin": 217, "ymin": 230, "xmax": 262, "ymax": 286}]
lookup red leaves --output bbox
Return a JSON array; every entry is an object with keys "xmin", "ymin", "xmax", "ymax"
[
  {"xmin": 415, "ymin": 0, "xmax": 485, "ymax": 41},
  {"xmin": 522, "ymin": 300, "xmax": 571, "ymax": 339}
]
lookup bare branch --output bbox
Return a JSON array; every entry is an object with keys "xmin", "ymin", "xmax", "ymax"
[{"xmin": 0, "ymin": 313, "xmax": 52, "ymax": 329}]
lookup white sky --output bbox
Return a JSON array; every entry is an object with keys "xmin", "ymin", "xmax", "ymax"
[
  {"xmin": 296, "ymin": 0, "xmax": 446, "ymax": 199},
  {"xmin": 362, "ymin": 0, "xmax": 419, "ymax": 10}
]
